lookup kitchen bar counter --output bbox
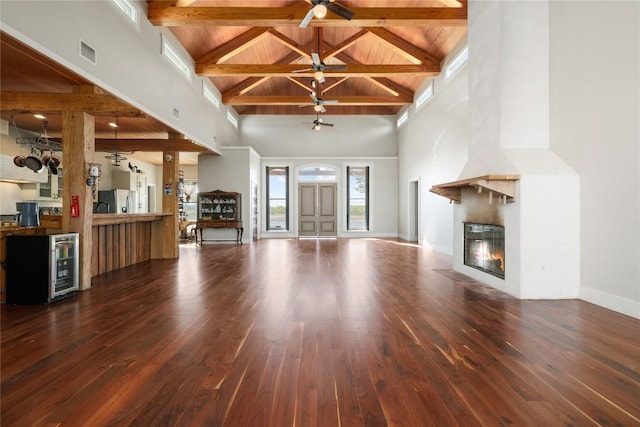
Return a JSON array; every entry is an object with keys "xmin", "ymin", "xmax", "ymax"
[
  {"xmin": 92, "ymin": 212, "xmax": 170, "ymax": 225},
  {"xmin": 91, "ymin": 213, "xmax": 171, "ymax": 277}
]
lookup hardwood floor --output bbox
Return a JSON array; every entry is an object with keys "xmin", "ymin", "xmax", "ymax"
[{"xmin": 2, "ymin": 238, "xmax": 639, "ymax": 426}]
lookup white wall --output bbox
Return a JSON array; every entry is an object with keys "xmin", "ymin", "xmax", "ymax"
[
  {"xmin": 0, "ymin": 0, "xmax": 238, "ymax": 149},
  {"xmin": 549, "ymin": 1, "xmax": 640, "ymax": 316},
  {"xmin": 396, "ymin": 47, "xmax": 469, "ymax": 254},
  {"xmin": 197, "ymin": 147, "xmax": 255, "ymax": 243},
  {"xmin": 241, "ymin": 115, "xmax": 397, "ymax": 158}
]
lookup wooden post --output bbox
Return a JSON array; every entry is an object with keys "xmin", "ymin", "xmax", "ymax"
[
  {"xmin": 61, "ymin": 110, "xmax": 95, "ymax": 291},
  {"xmin": 151, "ymin": 146, "xmax": 180, "ymax": 259}
]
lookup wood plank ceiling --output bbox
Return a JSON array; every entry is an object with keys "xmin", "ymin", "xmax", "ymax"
[
  {"xmin": 152, "ymin": 0, "xmax": 468, "ymax": 115},
  {"xmin": 0, "ymin": 1, "xmax": 467, "ymax": 165}
]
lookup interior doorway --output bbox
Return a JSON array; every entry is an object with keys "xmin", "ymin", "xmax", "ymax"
[
  {"xmin": 408, "ymin": 179, "xmax": 420, "ymax": 242},
  {"xmin": 298, "ymin": 183, "xmax": 337, "ymax": 237}
]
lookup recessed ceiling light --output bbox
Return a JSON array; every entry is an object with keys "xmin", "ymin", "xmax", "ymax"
[{"xmin": 34, "ymin": 114, "xmax": 46, "ymax": 119}]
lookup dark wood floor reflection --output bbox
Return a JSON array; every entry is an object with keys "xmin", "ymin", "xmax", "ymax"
[{"xmin": 2, "ymin": 238, "xmax": 639, "ymax": 426}]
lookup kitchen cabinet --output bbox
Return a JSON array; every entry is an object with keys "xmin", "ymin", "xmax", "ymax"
[
  {"xmin": 37, "ymin": 168, "xmax": 63, "ymax": 200},
  {"xmin": 196, "ymin": 191, "xmax": 243, "ymax": 243}
]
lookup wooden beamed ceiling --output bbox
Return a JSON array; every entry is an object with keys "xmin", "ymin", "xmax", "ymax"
[{"xmin": 149, "ymin": 0, "xmax": 468, "ymax": 115}]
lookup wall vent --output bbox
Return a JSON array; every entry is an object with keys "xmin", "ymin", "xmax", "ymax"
[
  {"xmin": 172, "ymin": 107, "xmax": 180, "ymax": 119},
  {"xmin": 79, "ymin": 40, "xmax": 97, "ymax": 65}
]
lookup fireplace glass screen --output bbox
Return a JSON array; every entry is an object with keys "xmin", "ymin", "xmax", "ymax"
[{"xmin": 464, "ymin": 223, "xmax": 505, "ymax": 279}]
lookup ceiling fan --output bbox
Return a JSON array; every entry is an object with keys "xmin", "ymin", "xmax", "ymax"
[
  {"xmin": 293, "ymin": 52, "xmax": 346, "ymax": 84},
  {"xmin": 306, "ymin": 114, "xmax": 334, "ymax": 131},
  {"xmin": 299, "ymin": 0, "xmax": 355, "ymax": 28},
  {"xmin": 299, "ymin": 92, "xmax": 339, "ymax": 113}
]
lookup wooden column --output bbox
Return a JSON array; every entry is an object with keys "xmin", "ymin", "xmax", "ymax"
[
  {"xmin": 151, "ymin": 147, "xmax": 179, "ymax": 259},
  {"xmin": 61, "ymin": 110, "xmax": 95, "ymax": 291}
]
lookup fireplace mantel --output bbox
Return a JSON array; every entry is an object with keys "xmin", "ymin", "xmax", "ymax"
[{"xmin": 430, "ymin": 175, "xmax": 520, "ymax": 204}]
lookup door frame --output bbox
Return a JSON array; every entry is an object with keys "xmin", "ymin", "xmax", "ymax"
[
  {"xmin": 408, "ymin": 177, "xmax": 420, "ymax": 243},
  {"xmin": 298, "ymin": 182, "xmax": 338, "ymax": 237},
  {"xmin": 294, "ymin": 163, "xmax": 340, "ymax": 237}
]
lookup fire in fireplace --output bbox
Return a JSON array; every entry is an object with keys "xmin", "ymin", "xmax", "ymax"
[{"xmin": 464, "ymin": 223, "xmax": 505, "ymax": 279}]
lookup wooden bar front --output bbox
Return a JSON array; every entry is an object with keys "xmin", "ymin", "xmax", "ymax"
[{"xmin": 91, "ymin": 213, "xmax": 170, "ymax": 277}]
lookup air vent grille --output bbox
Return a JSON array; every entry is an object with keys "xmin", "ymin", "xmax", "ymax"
[
  {"xmin": 79, "ymin": 40, "xmax": 97, "ymax": 64},
  {"xmin": 173, "ymin": 108, "xmax": 180, "ymax": 119}
]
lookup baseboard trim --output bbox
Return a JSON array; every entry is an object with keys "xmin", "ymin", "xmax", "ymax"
[{"xmin": 580, "ymin": 286, "xmax": 640, "ymax": 319}]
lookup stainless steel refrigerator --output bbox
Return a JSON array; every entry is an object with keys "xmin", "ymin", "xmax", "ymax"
[
  {"xmin": 5, "ymin": 233, "xmax": 79, "ymax": 304},
  {"xmin": 97, "ymin": 189, "xmax": 136, "ymax": 213}
]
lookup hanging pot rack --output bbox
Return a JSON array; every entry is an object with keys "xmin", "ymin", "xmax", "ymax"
[{"xmin": 13, "ymin": 119, "xmax": 62, "ymax": 152}]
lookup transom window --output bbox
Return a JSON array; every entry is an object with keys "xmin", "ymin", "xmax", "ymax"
[{"xmin": 298, "ymin": 166, "xmax": 337, "ymax": 182}]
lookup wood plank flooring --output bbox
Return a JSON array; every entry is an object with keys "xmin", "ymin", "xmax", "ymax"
[{"xmin": 2, "ymin": 238, "xmax": 639, "ymax": 426}]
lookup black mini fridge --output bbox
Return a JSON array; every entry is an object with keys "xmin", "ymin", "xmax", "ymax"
[{"xmin": 6, "ymin": 233, "xmax": 79, "ymax": 304}]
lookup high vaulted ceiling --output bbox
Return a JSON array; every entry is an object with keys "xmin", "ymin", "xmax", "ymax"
[
  {"xmin": 0, "ymin": 1, "xmax": 467, "ymax": 165},
  {"xmin": 151, "ymin": 0, "xmax": 467, "ymax": 115}
]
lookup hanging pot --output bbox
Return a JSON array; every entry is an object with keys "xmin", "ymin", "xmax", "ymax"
[
  {"xmin": 42, "ymin": 153, "xmax": 60, "ymax": 175},
  {"xmin": 24, "ymin": 151, "xmax": 43, "ymax": 172},
  {"xmin": 13, "ymin": 155, "xmax": 26, "ymax": 167},
  {"xmin": 49, "ymin": 156, "xmax": 60, "ymax": 175}
]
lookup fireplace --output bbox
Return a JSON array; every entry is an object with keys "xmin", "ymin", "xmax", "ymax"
[{"xmin": 464, "ymin": 223, "xmax": 505, "ymax": 279}]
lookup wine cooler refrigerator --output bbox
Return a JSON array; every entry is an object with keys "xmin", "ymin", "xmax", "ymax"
[{"xmin": 5, "ymin": 233, "xmax": 79, "ymax": 304}]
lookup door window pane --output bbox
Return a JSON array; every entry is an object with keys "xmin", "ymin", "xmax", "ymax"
[
  {"xmin": 347, "ymin": 166, "xmax": 369, "ymax": 231},
  {"xmin": 267, "ymin": 166, "xmax": 288, "ymax": 230}
]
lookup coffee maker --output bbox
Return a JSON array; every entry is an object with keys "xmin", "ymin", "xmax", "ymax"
[{"xmin": 16, "ymin": 202, "xmax": 39, "ymax": 227}]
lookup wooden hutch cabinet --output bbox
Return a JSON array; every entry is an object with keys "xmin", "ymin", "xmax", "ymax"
[{"xmin": 196, "ymin": 191, "xmax": 243, "ymax": 244}]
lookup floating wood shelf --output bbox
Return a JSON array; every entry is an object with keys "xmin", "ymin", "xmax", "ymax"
[{"xmin": 430, "ymin": 175, "xmax": 520, "ymax": 204}]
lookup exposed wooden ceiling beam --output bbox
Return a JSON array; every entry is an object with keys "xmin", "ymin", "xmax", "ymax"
[
  {"xmin": 197, "ymin": 27, "xmax": 271, "ymax": 64},
  {"xmin": 0, "ymin": 91, "xmax": 146, "ymax": 117},
  {"xmin": 323, "ymin": 29, "xmax": 369, "ymax": 61},
  {"xmin": 366, "ymin": 28, "xmax": 440, "ymax": 66},
  {"xmin": 222, "ymin": 95, "xmax": 412, "ymax": 106},
  {"xmin": 95, "ymin": 138, "xmax": 211, "ymax": 152},
  {"xmin": 197, "ymin": 63, "xmax": 439, "ymax": 77},
  {"xmin": 268, "ymin": 30, "xmax": 311, "ymax": 59},
  {"xmin": 148, "ymin": 5, "xmax": 467, "ymax": 27},
  {"xmin": 286, "ymin": 77, "xmax": 314, "ymax": 93},
  {"xmin": 321, "ymin": 77, "xmax": 350, "ymax": 95},
  {"xmin": 220, "ymin": 48, "xmax": 312, "ymax": 97}
]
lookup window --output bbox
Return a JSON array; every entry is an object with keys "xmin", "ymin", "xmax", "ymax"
[
  {"xmin": 397, "ymin": 109, "xmax": 409, "ymax": 128},
  {"xmin": 298, "ymin": 166, "xmax": 336, "ymax": 182},
  {"xmin": 415, "ymin": 81, "xmax": 434, "ymax": 110},
  {"xmin": 112, "ymin": 0, "xmax": 138, "ymax": 23},
  {"xmin": 445, "ymin": 45, "xmax": 468, "ymax": 79},
  {"xmin": 161, "ymin": 34, "xmax": 192, "ymax": 81},
  {"xmin": 203, "ymin": 81, "xmax": 220, "ymax": 109},
  {"xmin": 347, "ymin": 166, "xmax": 369, "ymax": 231},
  {"xmin": 266, "ymin": 167, "xmax": 289, "ymax": 230},
  {"xmin": 227, "ymin": 109, "xmax": 239, "ymax": 128}
]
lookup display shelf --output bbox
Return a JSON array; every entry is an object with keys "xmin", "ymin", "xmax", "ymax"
[{"xmin": 196, "ymin": 190, "xmax": 243, "ymax": 244}]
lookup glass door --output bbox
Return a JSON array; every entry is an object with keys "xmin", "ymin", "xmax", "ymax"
[{"xmin": 51, "ymin": 233, "xmax": 79, "ymax": 298}]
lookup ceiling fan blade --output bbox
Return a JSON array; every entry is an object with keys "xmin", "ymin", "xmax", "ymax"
[
  {"xmin": 320, "ymin": 105, "xmax": 326, "ymax": 113},
  {"xmin": 326, "ymin": 2, "xmax": 355, "ymax": 21},
  {"xmin": 323, "ymin": 99, "xmax": 339, "ymax": 104},
  {"xmin": 311, "ymin": 52, "xmax": 321, "ymax": 66},
  {"xmin": 323, "ymin": 64, "xmax": 347, "ymax": 71},
  {"xmin": 299, "ymin": 7, "xmax": 315, "ymax": 28},
  {"xmin": 310, "ymin": 93, "xmax": 320, "ymax": 103},
  {"xmin": 292, "ymin": 67, "xmax": 314, "ymax": 73},
  {"xmin": 320, "ymin": 122, "xmax": 334, "ymax": 127}
]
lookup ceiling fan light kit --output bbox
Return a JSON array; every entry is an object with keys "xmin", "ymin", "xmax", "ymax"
[
  {"xmin": 313, "ymin": 4, "xmax": 328, "ymax": 19},
  {"xmin": 299, "ymin": 0, "xmax": 355, "ymax": 28}
]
